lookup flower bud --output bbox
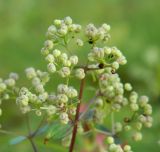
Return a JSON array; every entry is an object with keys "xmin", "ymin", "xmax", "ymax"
[
  {"xmin": 57, "ymin": 84, "xmax": 68, "ymax": 94},
  {"xmin": 52, "ymin": 49, "xmax": 61, "ymax": 57},
  {"xmin": 106, "ymin": 136, "xmax": 114, "ymax": 144},
  {"xmin": 132, "ymin": 132, "xmax": 142, "ymax": 141},
  {"xmin": 44, "ymin": 40, "xmax": 54, "ymax": 50},
  {"xmin": 66, "ymin": 87, "xmax": 78, "ymax": 98},
  {"xmin": 59, "ymin": 67, "xmax": 71, "ymax": 77},
  {"xmin": 47, "ymin": 63, "xmax": 56, "ymax": 73},
  {"xmin": 124, "ymin": 83, "xmax": 132, "ymax": 91},
  {"xmin": 25, "ymin": 67, "xmax": 36, "ymax": 79},
  {"xmin": 64, "ymin": 16, "xmax": 72, "ymax": 25},
  {"xmin": 4, "ymin": 78, "xmax": 16, "ymax": 87},
  {"xmin": 45, "ymin": 54, "xmax": 55, "ymax": 63},
  {"xmin": 9, "ymin": 72, "xmax": 19, "ymax": 80},
  {"xmin": 69, "ymin": 55, "xmax": 78, "ymax": 65},
  {"xmin": 60, "ymin": 112, "xmax": 69, "ymax": 124},
  {"xmin": 47, "ymin": 105, "xmax": 56, "ymax": 115},
  {"xmin": 41, "ymin": 47, "xmax": 49, "ymax": 56},
  {"xmin": 76, "ymin": 39, "xmax": 84, "ymax": 46},
  {"xmin": 57, "ymin": 94, "xmax": 68, "ymax": 103},
  {"xmin": 0, "ymin": 83, "xmax": 7, "ymax": 92},
  {"xmin": 75, "ymin": 68, "xmax": 85, "ymax": 79},
  {"xmin": 54, "ymin": 19, "xmax": 62, "ymax": 26},
  {"xmin": 112, "ymin": 61, "xmax": 119, "ymax": 70}
]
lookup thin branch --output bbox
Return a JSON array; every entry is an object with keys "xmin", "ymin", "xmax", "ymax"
[
  {"xmin": 26, "ymin": 114, "xmax": 38, "ymax": 152},
  {"xmin": 30, "ymin": 115, "xmax": 46, "ymax": 138},
  {"xmin": 29, "ymin": 138, "xmax": 38, "ymax": 152},
  {"xmin": 0, "ymin": 129, "xmax": 22, "ymax": 136},
  {"xmin": 69, "ymin": 78, "xmax": 86, "ymax": 152}
]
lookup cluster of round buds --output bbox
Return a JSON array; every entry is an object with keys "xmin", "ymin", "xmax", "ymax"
[
  {"xmin": 88, "ymin": 46, "xmax": 127, "ymax": 72},
  {"xmin": 106, "ymin": 136, "xmax": 132, "ymax": 152},
  {"xmin": 99, "ymin": 72, "xmax": 126, "ymax": 112},
  {"xmin": 43, "ymin": 48, "xmax": 80, "ymax": 78},
  {"xmin": 47, "ymin": 84, "xmax": 78, "ymax": 124},
  {"xmin": 41, "ymin": 16, "xmax": 82, "ymax": 56},
  {"xmin": 0, "ymin": 73, "xmax": 19, "ymax": 126},
  {"xmin": 0, "ymin": 17, "xmax": 153, "ymax": 151},
  {"xmin": 15, "ymin": 68, "xmax": 51, "ymax": 114},
  {"xmin": 85, "ymin": 23, "xmax": 111, "ymax": 43}
]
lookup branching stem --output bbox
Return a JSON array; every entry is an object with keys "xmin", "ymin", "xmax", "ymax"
[{"xmin": 69, "ymin": 78, "xmax": 86, "ymax": 152}]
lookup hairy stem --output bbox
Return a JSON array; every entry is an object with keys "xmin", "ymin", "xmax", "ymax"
[{"xmin": 69, "ymin": 78, "xmax": 85, "ymax": 152}]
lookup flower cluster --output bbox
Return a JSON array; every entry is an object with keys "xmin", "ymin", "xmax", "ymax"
[
  {"xmin": 0, "ymin": 73, "xmax": 19, "ymax": 127},
  {"xmin": 106, "ymin": 136, "xmax": 132, "ymax": 152},
  {"xmin": 0, "ymin": 17, "xmax": 153, "ymax": 151}
]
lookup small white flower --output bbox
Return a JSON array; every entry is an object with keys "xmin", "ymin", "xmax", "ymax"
[
  {"xmin": 57, "ymin": 94, "xmax": 68, "ymax": 103},
  {"xmin": 45, "ymin": 54, "xmax": 55, "ymax": 63},
  {"xmin": 132, "ymin": 132, "xmax": 142, "ymax": 141},
  {"xmin": 9, "ymin": 72, "xmax": 19, "ymax": 80},
  {"xmin": 47, "ymin": 63, "xmax": 56, "ymax": 73},
  {"xmin": 75, "ymin": 68, "xmax": 85, "ymax": 79},
  {"xmin": 35, "ymin": 84, "xmax": 45, "ymax": 94},
  {"xmin": 52, "ymin": 49, "xmax": 61, "ymax": 57},
  {"xmin": 57, "ymin": 84, "xmax": 68, "ymax": 94},
  {"xmin": 41, "ymin": 47, "xmax": 49, "ymax": 56},
  {"xmin": 54, "ymin": 19, "xmax": 62, "ymax": 26},
  {"xmin": 66, "ymin": 87, "xmax": 78, "ymax": 98},
  {"xmin": 47, "ymin": 105, "xmax": 56, "ymax": 115},
  {"xmin": 60, "ymin": 112, "xmax": 69, "ymax": 124},
  {"xmin": 112, "ymin": 61, "xmax": 119, "ymax": 70},
  {"xmin": 124, "ymin": 83, "xmax": 132, "ymax": 91},
  {"xmin": 58, "ymin": 25, "xmax": 68, "ymax": 36},
  {"xmin": 47, "ymin": 25, "xmax": 57, "ymax": 35},
  {"xmin": 76, "ymin": 39, "xmax": 84, "ymax": 46},
  {"xmin": 4, "ymin": 78, "xmax": 16, "ymax": 87},
  {"xmin": 69, "ymin": 55, "xmax": 78, "ymax": 65},
  {"xmin": 44, "ymin": 40, "xmax": 54, "ymax": 50},
  {"xmin": 59, "ymin": 67, "xmax": 71, "ymax": 77},
  {"xmin": 0, "ymin": 83, "xmax": 7, "ymax": 92},
  {"xmin": 25, "ymin": 67, "xmax": 36, "ymax": 79},
  {"xmin": 64, "ymin": 16, "xmax": 72, "ymax": 25}
]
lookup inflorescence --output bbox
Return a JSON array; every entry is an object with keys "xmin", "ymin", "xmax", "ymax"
[{"xmin": 0, "ymin": 16, "xmax": 153, "ymax": 151}]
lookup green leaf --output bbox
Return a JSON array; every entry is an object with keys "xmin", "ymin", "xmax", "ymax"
[
  {"xmin": 9, "ymin": 136, "xmax": 27, "ymax": 145},
  {"xmin": 46, "ymin": 122, "xmax": 73, "ymax": 140},
  {"xmin": 36, "ymin": 124, "xmax": 49, "ymax": 136},
  {"xmin": 95, "ymin": 124, "xmax": 112, "ymax": 136}
]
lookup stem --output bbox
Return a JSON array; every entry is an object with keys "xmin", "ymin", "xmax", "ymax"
[
  {"xmin": 26, "ymin": 114, "xmax": 38, "ymax": 152},
  {"xmin": 29, "ymin": 138, "xmax": 38, "ymax": 152},
  {"xmin": 0, "ymin": 129, "xmax": 22, "ymax": 136},
  {"xmin": 69, "ymin": 78, "xmax": 85, "ymax": 152}
]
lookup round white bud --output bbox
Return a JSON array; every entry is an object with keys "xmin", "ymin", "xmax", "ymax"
[
  {"xmin": 75, "ymin": 68, "xmax": 85, "ymax": 79},
  {"xmin": 25, "ymin": 67, "xmax": 36, "ymax": 79},
  {"xmin": 47, "ymin": 63, "xmax": 56, "ymax": 73},
  {"xmin": 124, "ymin": 83, "xmax": 132, "ymax": 91},
  {"xmin": 76, "ymin": 39, "xmax": 84, "ymax": 46},
  {"xmin": 52, "ymin": 49, "xmax": 61, "ymax": 57},
  {"xmin": 45, "ymin": 54, "xmax": 55, "ymax": 63},
  {"xmin": 69, "ymin": 55, "xmax": 78, "ymax": 65},
  {"xmin": 44, "ymin": 40, "xmax": 54, "ymax": 50},
  {"xmin": 59, "ymin": 67, "xmax": 71, "ymax": 77}
]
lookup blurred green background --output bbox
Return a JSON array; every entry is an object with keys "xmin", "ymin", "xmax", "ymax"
[{"xmin": 0, "ymin": 0, "xmax": 160, "ymax": 151}]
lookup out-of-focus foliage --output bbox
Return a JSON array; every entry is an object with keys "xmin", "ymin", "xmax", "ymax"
[{"xmin": 0, "ymin": 0, "xmax": 160, "ymax": 152}]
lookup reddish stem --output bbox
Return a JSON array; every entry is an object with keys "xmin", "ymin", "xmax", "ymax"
[{"xmin": 69, "ymin": 78, "xmax": 85, "ymax": 152}]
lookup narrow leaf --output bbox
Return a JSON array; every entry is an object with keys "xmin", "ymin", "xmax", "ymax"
[{"xmin": 9, "ymin": 136, "xmax": 27, "ymax": 145}]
